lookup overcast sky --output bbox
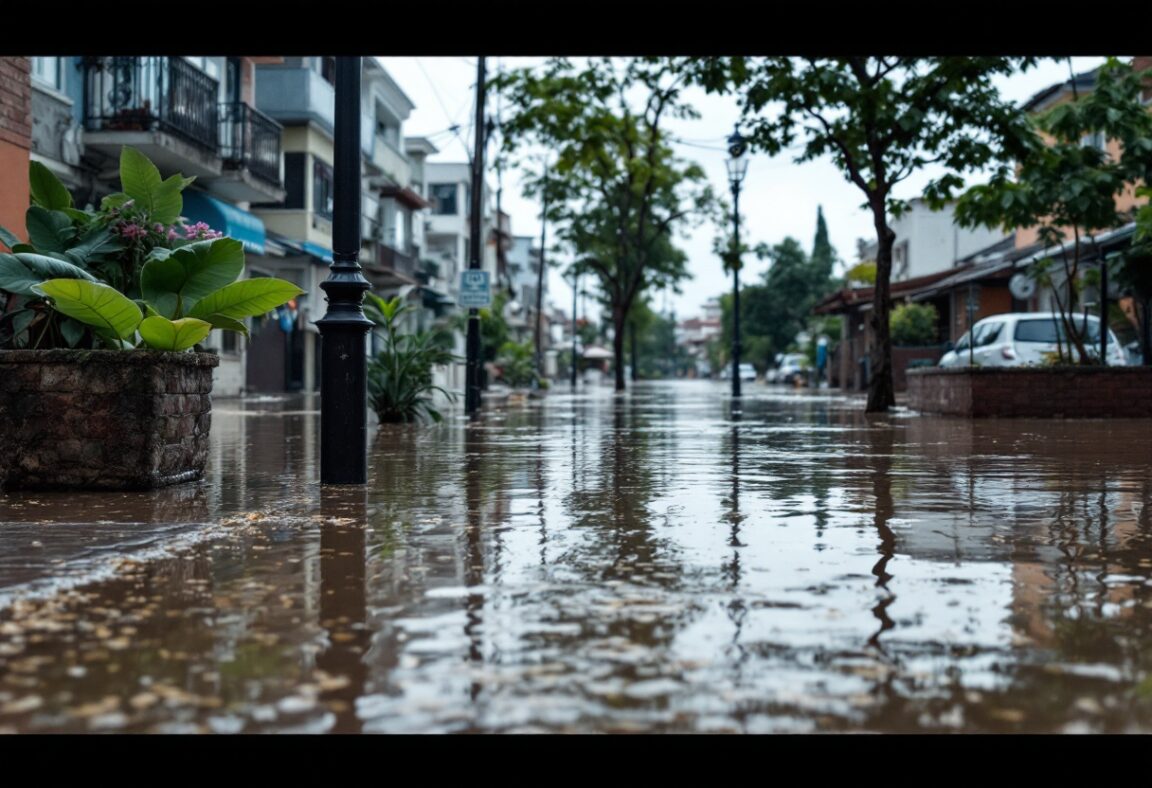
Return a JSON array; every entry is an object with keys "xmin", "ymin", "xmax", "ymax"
[{"xmin": 378, "ymin": 56, "xmax": 1106, "ymax": 322}]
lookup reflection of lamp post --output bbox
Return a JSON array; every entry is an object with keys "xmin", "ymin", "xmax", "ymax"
[
  {"xmin": 725, "ymin": 128, "xmax": 749, "ymax": 398},
  {"xmin": 570, "ymin": 271, "xmax": 579, "ymax": 388}
]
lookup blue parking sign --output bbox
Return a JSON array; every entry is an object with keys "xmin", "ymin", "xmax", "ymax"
[{"xmin": 458, "ymin": 270, "xmax": 492, "ymax": 308}]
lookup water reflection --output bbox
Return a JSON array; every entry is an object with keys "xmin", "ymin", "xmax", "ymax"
[{"xmin": 4, "ymin": 384, "xmax": 1152, "ymax": 731}]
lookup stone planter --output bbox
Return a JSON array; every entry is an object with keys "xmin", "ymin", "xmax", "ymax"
[
  {"xmin": 907, "ymin": 366, "xmax": 1152, "ymax": 418},
  {"xmin": 0, "ymin": 349, "xmax": 219, "ymax": 490}
]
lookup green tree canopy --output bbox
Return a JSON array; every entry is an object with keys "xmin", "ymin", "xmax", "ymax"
[
  {"xmin": 685, "ymin": 56, "xmax": 1035, "ymax": 410},
  {"xmin": 494, "ymin": 58, "xmax": 717, "ymax": 391}
]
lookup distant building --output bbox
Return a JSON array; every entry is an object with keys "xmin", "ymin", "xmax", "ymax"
[
  {"xmin": 676, "ymin": 298, "xmax": 723, "ymax": 376},
  {"xmin": 857, "ymin": 197, "xmax": 1005, "ymax": 283}
]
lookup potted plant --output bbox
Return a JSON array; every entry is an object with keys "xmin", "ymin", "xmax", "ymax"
[{"xmin": 0, "ymin": 146, "xmax": 302, "ymax": 490}]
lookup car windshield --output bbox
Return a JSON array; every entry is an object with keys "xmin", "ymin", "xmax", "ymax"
[{"xmin": 1014, "ymin": 318, "xmax": 1101, "ymax": 343}]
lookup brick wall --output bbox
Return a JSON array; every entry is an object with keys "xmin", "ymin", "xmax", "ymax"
[
  {"xmin": 0, "ymin": 56, "xmax": 30, "ymax": 241},
  {"xmin": 892, "ymin": 346, "xmax": 945, "ymax": 391},
  {"xmin": 908, "ymin": 367, "xmax": 1152, "ymax": 417},
  {"xmin": 0, "ymin": 57, "xmax": 31, "ymax": 148},
  {"xmin": 0, "ymin": 350, "xmax": 220, "ymax": 490}
]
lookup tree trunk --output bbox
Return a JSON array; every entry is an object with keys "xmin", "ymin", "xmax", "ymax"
[
  {"xmin": 629, "ymin": 319, "xmax": 639, "ymax": 382},
  {"xmin": 613, "ymin": 306, "xmax": 627, "ymax": 392},
  {"xmin": 866, "ymin": 213, "xmax": 896, "ymax": 413},
  {"xmin": 1141, "ymin": 296, "xmax": 1152, "ymax": 366}
]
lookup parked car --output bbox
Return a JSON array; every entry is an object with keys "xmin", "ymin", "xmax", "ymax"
[
  {"xmin": 938, "ymin": 312, "xmax": 1127, "ymax": 368},
  {"xmin": 721, "ymin": 363, "xmax": 758, "ymax": 382},
  {"xmin": 769, "ymin": 353, "xmax": 810, "ymax": 385}
]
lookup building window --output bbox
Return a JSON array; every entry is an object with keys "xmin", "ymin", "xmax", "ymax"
[
  {"xmin": 313, "ymin": 159, "xmax": 334, "ymax": 220},
  {"xmin": 320, "ymin": 57, "xmax": 336, "ymax": 86},
  {"xmin": 430, "ymin": 183, "xmax": 457, "ymax": 216},
  {"xmin": 283, "ymin": 152, "xmax": 305, "ymax": 210},
  {"xmin": 31, "ymin": 57, "xmax": 62, "ymax": 91},
  {"xmin": 221, "ymin": 328, "xmax": 238, "ymax": 354}
]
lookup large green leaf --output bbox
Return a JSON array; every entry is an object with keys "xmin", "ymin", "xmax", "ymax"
[
  {"xmin": 139, "ymin": 256, "xmax": 186, "ymax": 318},
  {"xmin": 33, "ymin": 279, "xmax": 142, "ymax": 340},
  {"xmin": 188, "ymin": 278, "xmax": 304, "ymax": 320},
  {"xmin": 60, "ymin": 318, "xmax": 86, "ymax": 348},
  {"xmin": 2, "ymin": 308, "xmax": 37, "ymax": 346},
  {"xmin": 0, "ymin": 225, "xmax": 21, "ymax": 251},
  {"xmin": 0, "ymin": 252, "xmax": 97, "ymax": 296},
  {"xmin": 25, "ymin": 206, "xmax": 73, "ymax": 253},
  {"xmin": 196, "ymin": 312, "xmax": 249, "ymax": 337},
  {"xmin": 140, "ymin": 237, "xmax": 245, "ymax": 318},
  {"xmin": 118, "ymin": 146, "xmax": 192, "ymax": 225},
  {"xmin": 65, "ymin": 227, "xmax": 122, "ymax": 266},
  {"xmin": 29, "ymin": 161, "xmax": 74, "ymax": 210},
  {"xmin": 138, "ymin": 315, "xmax": 212, "ymax": 351}
]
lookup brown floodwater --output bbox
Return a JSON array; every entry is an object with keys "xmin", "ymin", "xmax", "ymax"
[{"xmin": 2, "ymin": 381, "xmax": 1152, "ymax": 733}]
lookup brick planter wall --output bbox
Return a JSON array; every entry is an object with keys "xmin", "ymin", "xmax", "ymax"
[
  {"xmin": 0, "ymin": 350, "xmax": 219, "ymax": 490},
  {"xmin": 893, "ymin": 345, "xmax": 945, "ymax": 392},
  {"xmin": 907, "ymin": 366, "xmax": 1152, "ymax": 418}
]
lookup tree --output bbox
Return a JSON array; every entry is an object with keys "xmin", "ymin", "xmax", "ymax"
[
  {"xmin": 811, "ymin": 205, "xmax": 837, "ymax": 285},
  {"xmin": 956, "ymin": 58, "xmax": 1152, "ymax": 364},
  {"xmin": 688, "ymin": 57, "xmax": 1035, "ymax": 410},
  {"xmin": 495, "ymin": 58, "xmax": 716, "ymax": 392},
  {"xmin": 721, "ymin": 231, "xmax": 840, "ymax": 371}
]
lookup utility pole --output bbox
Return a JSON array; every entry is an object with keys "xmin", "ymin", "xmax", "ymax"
[{"xmin": 464, "ymin": 56, "xmax": 487, "ymax": 416}]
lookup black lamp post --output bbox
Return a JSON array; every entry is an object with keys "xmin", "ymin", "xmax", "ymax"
[
  {"xmin": 317, "ymin": 56, "xmax": 373, "ymax": 484},
  {"xmin": 725, "ymin": 127, "xmax": 749, "ymax": 398}
]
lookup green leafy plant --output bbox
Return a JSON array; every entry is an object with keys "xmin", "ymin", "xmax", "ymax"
[
  {"xmin": 0, "ymin": 147, "xmax": 301, "ymax": 351},
  {"xmin": 496, "ymin": 339, "xmax": 536, "ymax": 388},
  {"xmin": 364, "ymin": 294, "xmax": 458, "ymax": 423},
  {"xmin": 890, "ymin": 302, "xmax": 939, "ymax": 346}
]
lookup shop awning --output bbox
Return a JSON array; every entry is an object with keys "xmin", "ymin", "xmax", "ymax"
[
  {"xmin": 182, "ymin": 191, "xmax": 266, "ymax": 255},
  {"xmin": 301, "ymin": 241, "xmax": 333, "ymax": 264}
]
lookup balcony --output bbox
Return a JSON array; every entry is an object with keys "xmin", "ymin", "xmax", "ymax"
[
  {"xmin": 211, "ymin": 102, "xmax": 286, "ymax": 203},
  {"xmin": 369, "ymin": 137, "xmax": 411, "ymax": 187},
  {"xmin": 254, "ymin": 66, "xmax": 335, "ymax": 137},
  {"xmin": 83, "ymin": 56, "xmax": 223, "ymax": 178},
  {"xmin": 367, "ymin": 243, "xmax": 419, "ymax": 289}
]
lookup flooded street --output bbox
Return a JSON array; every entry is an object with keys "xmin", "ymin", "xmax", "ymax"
[{"xmin": 3, "ymin": 380, "xmax": 1152, "ymax": 732}]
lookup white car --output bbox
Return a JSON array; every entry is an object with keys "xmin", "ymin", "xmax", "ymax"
[
  {"xmin": 722, "ymin": 363, "xmax": 758, "ymax": 382},
  {"xmin": 769, "ymin": 353, "xmax": 810, "ymax": 384},
  {"xmin": 938, "ymin": 312, "xmax": 1127, "ymax": 368}
]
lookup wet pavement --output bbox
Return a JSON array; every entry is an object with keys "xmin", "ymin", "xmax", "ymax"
[{"xmin": 2, "ymin": 381, "xmax": 1152, "ymax": 733}]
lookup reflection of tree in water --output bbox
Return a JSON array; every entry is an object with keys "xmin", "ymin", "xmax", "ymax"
[
  {"xmin": 561, "ymin": 397, "xmax": 682, "ymax": 590},
  {"xmin": 865, "ymin": 423, "xmax": 898, "ymax": 660}
]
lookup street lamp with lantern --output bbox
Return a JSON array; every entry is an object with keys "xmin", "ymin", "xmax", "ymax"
[{"xmin": 725, "ymin": 127, "xmax": 749, "ymax": 398}]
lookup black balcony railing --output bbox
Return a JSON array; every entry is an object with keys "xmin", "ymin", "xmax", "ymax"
[
  {"xmin": 378, "ymin": 243, "xmax": 418, "ymax": 278},
  {"xmin": 84, "ymin": 56, "xmax": 219, "ymax": 151},
  {"xmin": 220, "ymin": 102, "xmax": 282, "ymax": 186}
]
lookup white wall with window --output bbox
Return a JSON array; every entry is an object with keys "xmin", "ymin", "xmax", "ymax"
[{"xmin": 31, "ymin": 56, "xmax": 62, "ymax": 91}]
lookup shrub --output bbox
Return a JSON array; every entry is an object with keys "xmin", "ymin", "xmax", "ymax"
[
  {"xmin": 890, "ymin": 302, "xmax": 938, "ymax": 346},
  {"xmin": 365, "ymin": 294, "xmax": 457, "ymax": 423},
  {"xmin": 496, "ymin": 339, "xmax": 536, "ymax": 388}
]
